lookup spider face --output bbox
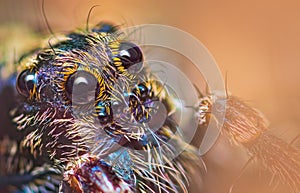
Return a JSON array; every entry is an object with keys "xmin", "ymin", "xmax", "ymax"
[{"xmin": 11, "ymin": 23, "xmax": 189, "ymax": 192}]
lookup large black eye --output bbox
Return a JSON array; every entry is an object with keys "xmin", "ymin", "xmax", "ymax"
[
  {"xmin": 119, "ymin": 42, "xmax": 143, "ymax": 73},
  {"xmin": 65, "ymin": 71, "xmax": 98, "ymax": 104},
  {"xmin": 16, "ymin": 69, "xmax": 36, "ymax": 97}
]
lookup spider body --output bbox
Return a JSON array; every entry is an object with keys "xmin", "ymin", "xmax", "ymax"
[{"xmin": 0, "ymin": 22, "xmax": 200, "ymax": 193}]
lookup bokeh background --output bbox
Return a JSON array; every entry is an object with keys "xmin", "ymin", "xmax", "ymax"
[{"xmin": 1, "ymin": 0, "xmax": 300, "ymax": 193}]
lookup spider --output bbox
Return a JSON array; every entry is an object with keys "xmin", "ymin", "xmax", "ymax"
[{"xmin": 0, "ymin": 7, "xmax": 300, "ymax": 193}]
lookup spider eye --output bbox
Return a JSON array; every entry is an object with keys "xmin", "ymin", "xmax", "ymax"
[
  {"xmin": 132, "ymin": 83, "xmax": 151, "ymax": 101},
  {"xmin": 119, "ymin": 42, "xmax": 143, "ymax": 73},
  {"xmin": 95, "ymin": 101, "xmax": 113, "ymax": 124},
  {"xmin": 16, "ymin": 69, "xmax": 36, "ymax": 97},
  {"xmin": 65, "ymin": 71, "xmax": 98, "ymax": 104}
]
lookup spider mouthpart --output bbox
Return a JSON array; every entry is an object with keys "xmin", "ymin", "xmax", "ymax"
[{"xmin": 60, "ymin": 156, "xmax": 132, "ymax": 193}]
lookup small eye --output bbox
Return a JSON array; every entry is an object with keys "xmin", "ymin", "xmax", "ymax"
[
  {"xmin": 92, "ymin": 22, "xmax": 119, "ymax": 33},
  {"xmin": 133, "ymin": 83, "xmax": 151, "ymax": 101},
  {"xmin": 119, "ymin": 42, "xmax": 143, "ymax": 73},
  {"xmin": 16, "ymin": 69, "xmax": 36, "ymax": 97},
  {"xmin": 95, "ymin": 101, "xmax": 113, "ymax": 124},
  {"xmin": 65, "ymin": 71, "xmax": 98, "ymax": 104}
]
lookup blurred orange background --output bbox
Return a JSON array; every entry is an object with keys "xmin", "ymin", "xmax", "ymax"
[{"xmin": 1, "ymin": 0, "xmax": 299, "ymax": 192}]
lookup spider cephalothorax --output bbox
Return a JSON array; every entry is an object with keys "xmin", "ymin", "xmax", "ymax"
[{"xmin": 4, "ymin": 22, "xmax": 201, "ymax": 193}]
